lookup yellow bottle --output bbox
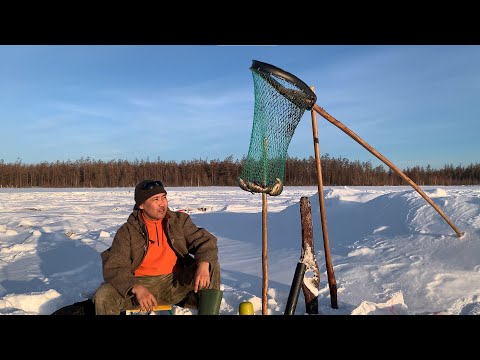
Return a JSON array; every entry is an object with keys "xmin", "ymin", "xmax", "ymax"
[{"xmin": 239, "ymin": 301, "xmax": 254, "ymax": 315}]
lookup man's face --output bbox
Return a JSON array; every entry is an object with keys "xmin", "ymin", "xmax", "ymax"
[{"xmin": 139, "ymin": 193, "xmax": 168, "ymax": 221}]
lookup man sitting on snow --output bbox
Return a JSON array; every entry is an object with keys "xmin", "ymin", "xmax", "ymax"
[{"xmin": 93, "ymin": 179, "xmax": 221, "ymax": 315}]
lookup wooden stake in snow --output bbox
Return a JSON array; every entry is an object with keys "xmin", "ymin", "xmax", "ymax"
[{"xmin": 299, "ymin": 196, "xmax": 321, "ymax": 314}]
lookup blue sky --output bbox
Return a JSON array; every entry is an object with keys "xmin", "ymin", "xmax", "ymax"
[{"xmin": 0, "ymin": 45, "xmax": 478, "ymax": 169}]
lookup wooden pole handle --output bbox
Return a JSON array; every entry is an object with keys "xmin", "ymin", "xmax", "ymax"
[{"xmin": 312, "ymin": 104, "xmax": 463, "ymax": 237}]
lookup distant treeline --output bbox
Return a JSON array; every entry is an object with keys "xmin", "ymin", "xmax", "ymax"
[{"xmin": 1, "ymin": 155, "xmax": 480, "ymax": 188}]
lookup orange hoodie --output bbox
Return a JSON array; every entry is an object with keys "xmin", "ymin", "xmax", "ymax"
[{"xmin": 134, "ymin": 212, "xmax": 178, "ymax": 276}]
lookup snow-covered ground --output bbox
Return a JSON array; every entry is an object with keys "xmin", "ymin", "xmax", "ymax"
[{"xmin": 1, "ymin": 185, "xmax": 479, "ymax": 315}]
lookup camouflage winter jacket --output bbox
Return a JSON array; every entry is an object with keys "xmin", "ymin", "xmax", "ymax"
[{"xmin": 100, "ymin": 208, "xmax": 218, "ymax": 298}]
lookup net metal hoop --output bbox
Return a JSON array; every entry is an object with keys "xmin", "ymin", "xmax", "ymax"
[{"xmin": 250, "ymin": 60, "xmax": 317, "ymax": 110}]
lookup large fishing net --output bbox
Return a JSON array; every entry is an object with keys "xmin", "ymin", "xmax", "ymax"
[{"xmin": 239, "ymin": 60, "xmax": 317, "ymax": 196}]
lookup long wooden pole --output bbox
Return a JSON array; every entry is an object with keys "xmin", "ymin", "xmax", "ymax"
[
  {"xmin": 262, "ymin": 192, "xmax": 268, "ymax": 315},
  {"xmin": 310, "ymin": 94, "xmax": 338, "ymax": 309},
  {"xmin": 312, "ymin": 104, "xmax": 463, "ymax": 238},
  {"xmin": 262, "ymin": 137, "xmax": 269, "ymax": 315}
]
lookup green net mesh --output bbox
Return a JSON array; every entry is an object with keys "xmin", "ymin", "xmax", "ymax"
[{"xmin": 239, "ymin": 62, "xmax": 315, "ymax": 196}]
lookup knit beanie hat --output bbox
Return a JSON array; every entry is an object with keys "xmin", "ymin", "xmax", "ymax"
[{"xmin": 134, "ymin": 179, "xmax": 167, "ymax": 208}]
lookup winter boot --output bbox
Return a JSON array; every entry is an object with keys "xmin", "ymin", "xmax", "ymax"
[{"xmin": 197, "ymin": 289, "xmax": 223, "ymax": 315}]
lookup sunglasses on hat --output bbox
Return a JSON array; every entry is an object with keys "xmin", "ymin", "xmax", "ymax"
[{"xmin": 141, "ymin": 180, "xmax": 164, "ymax": 190}]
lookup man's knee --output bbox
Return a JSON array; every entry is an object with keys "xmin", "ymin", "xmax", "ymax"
[
  {"xmin": 94, "ymin": 283, "xmax": 115, "ymax": 302},
  {"xmin": 93, "ymin": 283, "xmax": 124, "ymax": 315},
  {"xmin": 209, "ymin": 260, "xmax": 221, "ymax": 290},
  {"xmin": 174, "ymin": 260, "xmax": 220, "ymax": 290}
]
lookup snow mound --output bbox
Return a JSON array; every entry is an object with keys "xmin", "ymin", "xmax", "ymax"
[
  {"xmin": 1, "ymin": 289, "xmax": 62, "ymax": 315},
  {"xmin": 426, "ymin": 188, "xmax": 448, "ymax": 198},
  {"xmin": 351, "ymin": 291, "xmax": 409, "ymax": 315}
]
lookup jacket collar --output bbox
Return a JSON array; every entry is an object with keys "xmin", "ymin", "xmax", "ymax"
[{"xmin": 130, "ymin": 208, "xmax": 172, "ymax": 226}]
